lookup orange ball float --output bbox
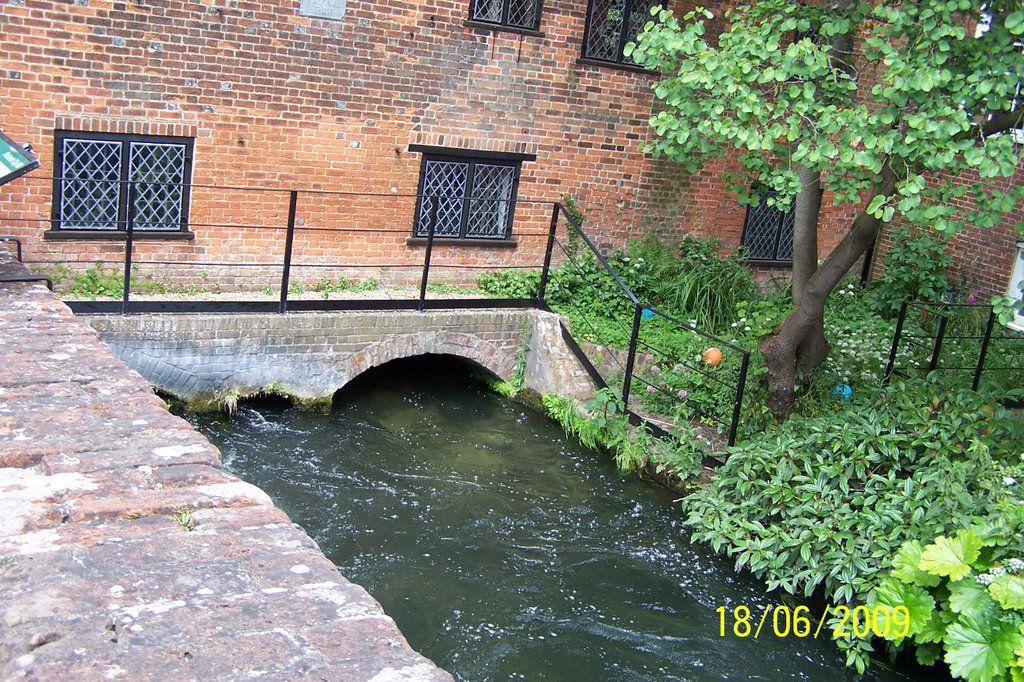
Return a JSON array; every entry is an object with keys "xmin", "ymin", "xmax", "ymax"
[{"xmin": 702, "ymin": 347, "xmax": 723, "ymax": 367}]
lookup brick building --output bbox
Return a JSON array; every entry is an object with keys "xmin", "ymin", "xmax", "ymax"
[{"xmin": 0, "ymin": 0, "xmax": 1020, "ymax": 307}]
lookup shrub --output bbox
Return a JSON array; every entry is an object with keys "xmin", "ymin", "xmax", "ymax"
[
  {"xmin": 478, "ymin": 269, "xmax": 541, "ymax": 299},
  {"xmin": 867, "ymin": 522, "xmax": 1024, "ymax": 682},
  {"xmin": 871, "ymin": 226, "xmax": 953, "ymax": 317},
  {"xmin": 617, "ymin": 235, "xmax": 757, "ymax": 332},
  {"xmin": 682, "ymin": 381, "xmax": 1024, "ymax": 605}
]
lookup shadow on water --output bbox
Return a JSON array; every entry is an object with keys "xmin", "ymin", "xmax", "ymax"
[{"xmin": 187, "ymin": 354, "xmax": 930, "ymax": 682}]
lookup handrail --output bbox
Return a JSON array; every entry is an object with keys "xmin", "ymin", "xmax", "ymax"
[
  {"xmin": 545, "ymin": 202, "xmax": 750, "ymax": 447},
  {"xmin": 0, "ymin": 275, "xmax": 53, "ymax": 290},
  {"xmin": 552, "ymin": 202, "xmax": 642, "ymax": 306},
  {"xmin": 885, "ymin": 299, "xmax": 1023, "ymax": 391},
  {"xmin": 0, "ymin": 236, "xmax": 22, "ymax": 262}
]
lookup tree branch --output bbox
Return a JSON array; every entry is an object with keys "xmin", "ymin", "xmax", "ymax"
[{"xmin": 977, "ymin": 108, "xmax": 1023, "ymax": 138}]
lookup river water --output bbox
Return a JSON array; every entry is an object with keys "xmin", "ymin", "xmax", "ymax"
[{"xmin": 186, "ymin": 356, "xmax": 919, "ymax": 682}]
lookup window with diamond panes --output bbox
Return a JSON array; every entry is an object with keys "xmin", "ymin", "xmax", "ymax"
[
  {"xmin": 740, "ymin": 191, "xmax": 795, "ymax": 262},
  {"xmin": 415, "ymin": 156, "xmax": 519, "ymax": 240},
  {"xmin": 52, "ymin": 132, "xmax": 192, "ymax": 233},
  {"xmin": 583, "ymin": 0, "xmax": 660, "ymax": 65},
  {"xmin": 470, "ymin": 0, "xmax": 540, "ymax": 30}
]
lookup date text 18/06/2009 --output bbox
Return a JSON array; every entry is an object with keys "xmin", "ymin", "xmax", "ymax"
[{"xmin": 716, "ymin": 604, "xmax": 911, "ymax": 639}]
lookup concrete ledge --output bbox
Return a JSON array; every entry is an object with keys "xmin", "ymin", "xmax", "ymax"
[{"xmin": 0, "ymin": 249, "xmax": 453, "ymax": 680}]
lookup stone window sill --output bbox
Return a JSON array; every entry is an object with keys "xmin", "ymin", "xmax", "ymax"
[
  {"xmin": 44, "ymin": 230, "xmax": 196, "ymax": 241},
  {"xmin": 463, "ymin": 20, "xmax": 544, "ymax": 38},
  {"xmin": 406, "ymin": 237, "xmax": 517, "ymax": 248}
]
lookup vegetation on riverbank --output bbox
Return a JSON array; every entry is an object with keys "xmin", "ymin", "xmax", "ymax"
[{"xmin": 481, "ymin": 230, "xmax": 1024, "ymax": 680}]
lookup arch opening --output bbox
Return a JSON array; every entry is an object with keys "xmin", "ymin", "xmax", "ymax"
[{"xmin": 333, "ymin": 354, "xmax": 502, "ymax": 405}]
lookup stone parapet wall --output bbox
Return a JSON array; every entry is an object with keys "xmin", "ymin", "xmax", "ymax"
[{"xmin": 0, "ymin": 246, "xmax": 453, "ymax": 680}]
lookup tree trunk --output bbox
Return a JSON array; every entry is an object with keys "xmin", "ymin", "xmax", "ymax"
[
  {"xmin": 792, "ymin": 165, "xmax": 821, "ymax": 305},
  {"xmin": 760, "ymin": 173, "xmax": 896, "ymax": 418}
]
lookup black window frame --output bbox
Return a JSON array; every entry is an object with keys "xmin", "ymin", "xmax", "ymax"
[
  {"xmin": 468, "ymin": 0, "xmax": 543, "ymax": 32},
  {"xmin": 582, "ymin": 0, "xmax": 662, "ymax": 68},
  {"xmin": 411, "ymin": 147, "xmax": 533, "ymax": 243},
  {"xmin": 48, "ymin": 130, "xmax": 194, "ymax": 239},
  {"xmin": 740, "ymin": 190, "xmax": 795, "ymax": 264}
]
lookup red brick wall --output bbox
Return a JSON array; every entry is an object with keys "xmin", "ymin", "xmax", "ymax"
[
  {"xmin": 0, "ymin": 0, "xmax": 700, "ymax": 288},
  {"xmin": 0, "ymin": 0, "xmax": 1017, "ymax": 295},
  {"xmin": 872, "ymin": 164, "xmax": 1024, "ymax": 301}
]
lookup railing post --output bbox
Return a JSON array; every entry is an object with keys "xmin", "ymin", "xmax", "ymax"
[
  {"xmin": 973, "ymin": 307, "xmax": 997, "ymax": 391},
  {"xmin": 538, "ymin": 203, "xmax": 559, "ymax": 301},
  {"xmin": 728, "ymin": 351, "xmax": 750, "ymax": 447},
  {"xmin": 279, "ymin": 190, "xmax": 298, "ymax": 315},
  {"xmin": 883, "ymin": 300, "xmax": 908, "ymax": 384},
  {"xmin": 929, "ymin": 309, "xmax": 949, "ymax": 373},
  {"xmin": 0, "ymin": 237, "xmax": 23, "ymax": 262},
  {"xmin": 621, "ymin": 303, "xmax": 644, "ymax": 409},
  {"xmin": 121, "ymin": 183, "xmax": 136, "ymax": 316},
  {"xmin": 418, "ymin": 198, "xmax": 438, "ymax": 312}
]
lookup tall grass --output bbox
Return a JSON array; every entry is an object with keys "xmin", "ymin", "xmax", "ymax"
[{"xmin": 619, "ymin": 235, "xmax": 757, "ymax": 332}]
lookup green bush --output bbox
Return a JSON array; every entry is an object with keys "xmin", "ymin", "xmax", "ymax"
[
  {"xmin": 68, "ymin": 264, "xmax": 124, "ymax": 298},
  {"xmin": 871, "ymin": 226, "xmax": 953, "ymax": 317},
  {"xmin": 682, "ymin": 381, "xmax": 1023, "ymax": 603},
  {"xmin": 617, "ymin": 235, "xmax": 757, "ymax": 332},
  {"xmin": 477, "ymin": 269, "xmax": 541, "ymax": 299},
  {"xmin": 867, "ymin": 523, "xmax": 1024, "ymax": 682},
  {"xmin": 542, "ymin": 389, "xmax": 653, "ymax": 473}
]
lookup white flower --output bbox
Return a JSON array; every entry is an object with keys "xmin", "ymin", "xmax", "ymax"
[
  {"xmin": 1005, "ymin": 477, "xmax": 1018, "ymax": 487},
  {"xmin": 731, "ymin": 322, "xmax": 738, "ymax": 328},
  {"xmin": 744, "ymin": 326, "xmax": 751, "ymax": 331}
]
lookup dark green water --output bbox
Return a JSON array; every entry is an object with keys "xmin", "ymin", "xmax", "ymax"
[{"xmin": 187, "ymin": 356, "xmax": 919, "ymax": 682}]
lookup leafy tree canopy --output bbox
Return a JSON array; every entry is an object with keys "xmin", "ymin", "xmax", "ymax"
[{"xmin": 627, "ymin": 0, "xmax": 1024, "ymax": 236}]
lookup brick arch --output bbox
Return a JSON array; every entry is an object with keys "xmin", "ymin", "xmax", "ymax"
[{"xmin": 342, "ymin": 331, "xmax": 516, "ymax": 389}]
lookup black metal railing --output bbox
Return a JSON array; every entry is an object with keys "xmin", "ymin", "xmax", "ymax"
[
  {"xmin": 6, "ymin": 178, "xmax": 751, "ymax": 446},
  {"xmin": 884, "ymin": 300, "xmax": 1024, "ymax": 391},
  {"xmin": 544, "ymin": 204, "xmax": 751, "ymax": 447},
  {"xmin": 0, "ymin": 236, "xmax": 53, "ymax": 290},
  {"xmin": 8, "ymin": 177, "xmax": 553, "ymax": 315}
]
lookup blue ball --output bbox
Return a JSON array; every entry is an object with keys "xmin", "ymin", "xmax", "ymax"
[
  {"xmin": 833, "ymin": 384, "xmax": 853, "ymax": 400},
  {"xmin": 641, "ymin": 308, "xmax": 655, "ymax": 320}
]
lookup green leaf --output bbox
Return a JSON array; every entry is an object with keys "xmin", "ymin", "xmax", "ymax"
[
  {"xmin": 895, "ymin": 518, "xmax": 928, "ymax": 555},
  {"xmin": 950, "ymin": 579, "xmax": 996, "ymax": 618},
  {"xmin": 920, "ymin": 531, "xmax": 982, "ymax": 581},
  {"xmin": 866, "ymin": 195, "xmax": 887, "ymax": 217},
  {"xmin": 1006, "ymin": 10, "xmax": 1024, "ymax": 36},
  {"xmin": 917, "ymin": 610, "xmax": 948, "ymax": 644},
  {"xmin": 869, "ymin": 576, "xmax": 936, "ymax": 640},
  {"xmin": 915, "ymin": 641, "xmax": 943, "ymax": 666},
  {"xmin": 944, "ymin": 614, "xmax": 1019, "ymax": 682},
  {"xmin": 989, "ymin": 574, "xmax": 1024, "ymax": 611}
]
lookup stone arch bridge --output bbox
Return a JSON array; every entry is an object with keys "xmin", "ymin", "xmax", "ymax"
[{"xmin": 84, "ymin": 309, "xmax": 598, "ymax": 410}]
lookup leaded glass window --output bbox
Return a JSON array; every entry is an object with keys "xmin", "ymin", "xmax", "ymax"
[
  {"xmin": 470, "ymin": 0, "xmax": 540, "ymax": 30},
  {"xmin": 740, "ymin": 191, "xmax": 795, "ymax": 262},
  {"xmin": 415, "ymin": 155, "xmax": 520, "ymax": 241},
  {"xmin": 52, "ymin": 131, "xmax": 193, "ymax": 233},
  {"xmin": 583, "ymin": 0, "xmax": 660, "ymax": 65}
]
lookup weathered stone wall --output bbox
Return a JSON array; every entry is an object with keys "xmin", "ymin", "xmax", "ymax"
[
  {"xmin": 0, "ymin": 247, "xmax": 453, "ymax": 680},
  {"xmin": 82, "ymin": 307, "xmax": 600, "ymax": 409}
]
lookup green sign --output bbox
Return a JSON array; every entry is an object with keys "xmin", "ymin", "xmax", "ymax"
[{"xmin": 0, "ymin": 130, "xmax": 40, "ymax": 187}]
